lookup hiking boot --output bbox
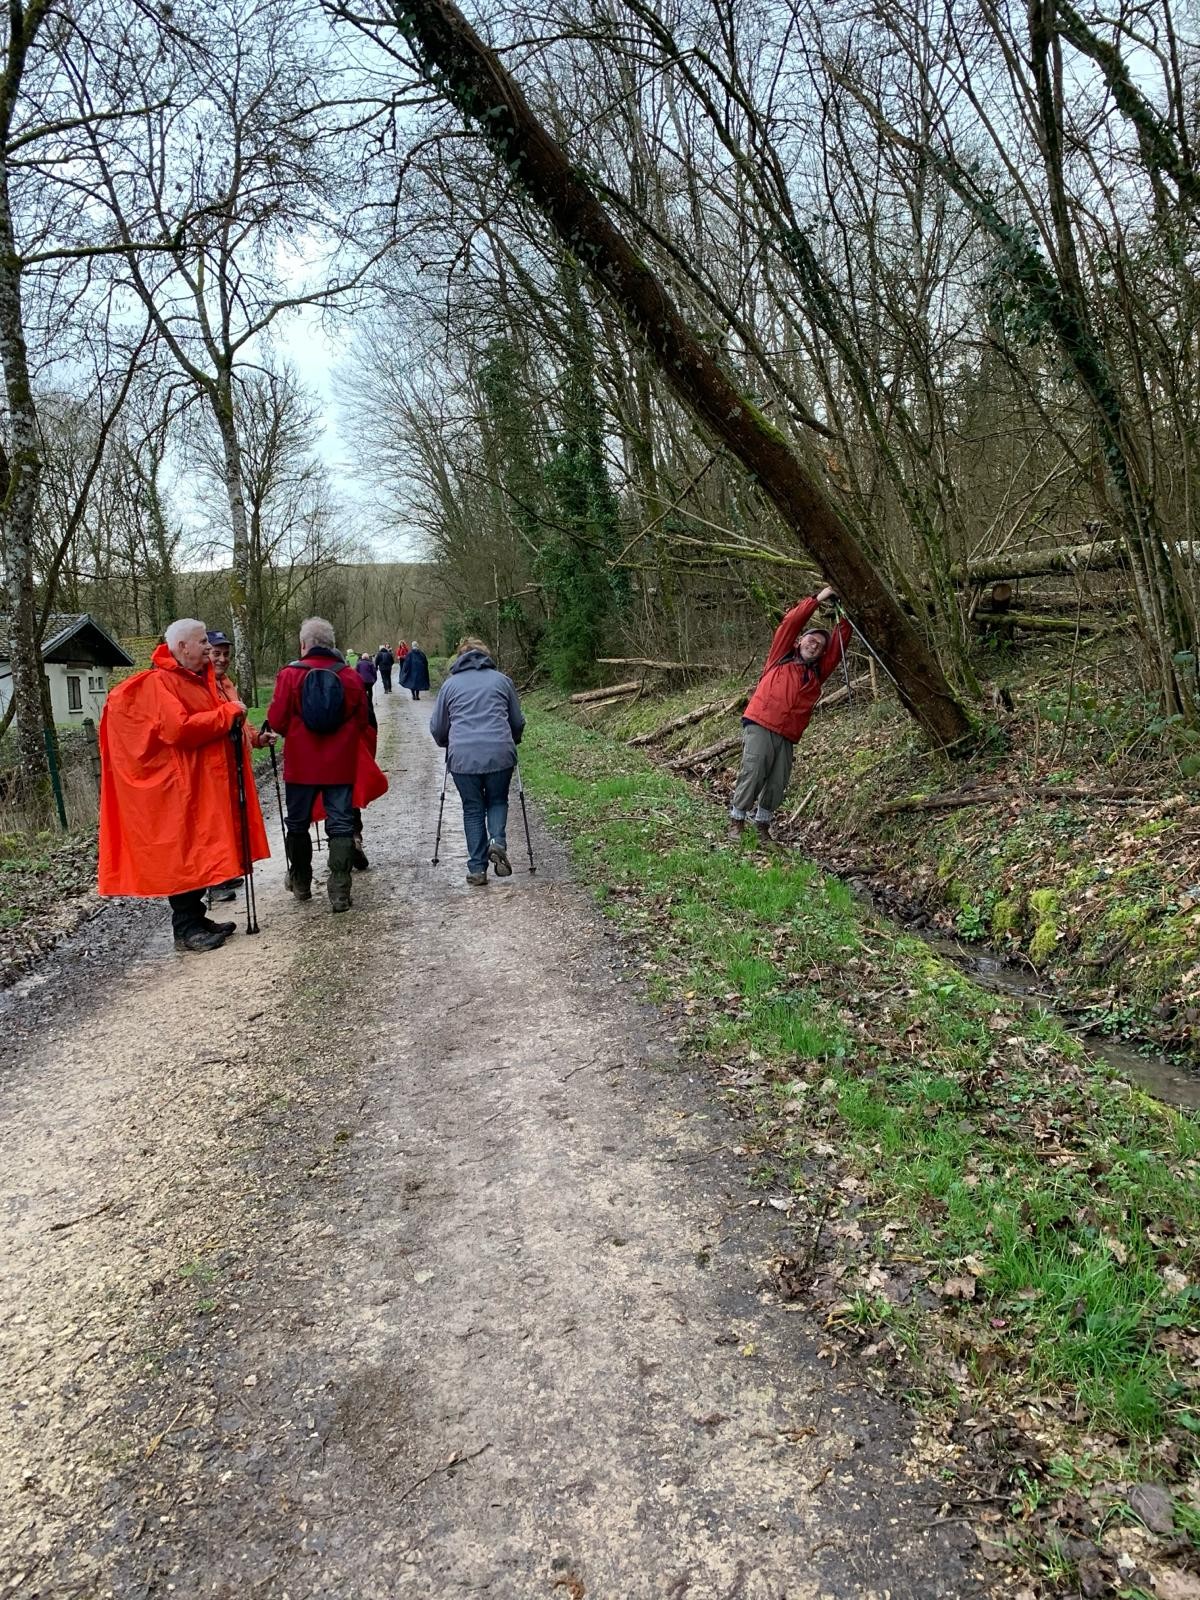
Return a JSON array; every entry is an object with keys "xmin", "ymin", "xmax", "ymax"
[
  {"xmin": 203, "ymin": 917, "xmax": 237, "ymax": 937},
  {"xmin": 487, "ymin": 841, "xmax": 512, "ymax": 877},
  {"xmin": 754, "ymin": 820, "xmax": 776, "ymax": 849},
  {"xmin": 288, "ymin": 831, "xmax": 313, "ymax": 901},
  {"xmin": 351, "ymin": 837, "xmax": 370, "ymax": 872},
  {"xmin": 208, "ymin": 879, "xmax": 239, "ymax": 904},
  {"xmin": 466, "ymin": 870, "xmax": 488, "ymax": 886},
  {"xmin": 174, "ymin": 925, "xmax": 227, "ymax": 953},
  {"xmin": 728, "ymin": 816, "xmax": 747, "ymax": 843},
  {"xmin": 327, "ymin": 836, "xmax": 354, "ymax": 912}
]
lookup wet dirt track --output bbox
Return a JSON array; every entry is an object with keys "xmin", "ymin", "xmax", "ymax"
[{"xmin": 0, "ymin": 692, "xmax": 991, "ymax": 1599}]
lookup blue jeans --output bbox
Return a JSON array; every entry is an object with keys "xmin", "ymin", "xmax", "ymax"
[{"xmin": 452, "ymin": 768, "xmax": 513, "ymax": 873}]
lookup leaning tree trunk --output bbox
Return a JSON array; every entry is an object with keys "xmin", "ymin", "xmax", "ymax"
[
  {"xmin": 0, "ymin": 177, "xmax": 49, "ymax": 796},
  {"xmin": 212, "ymin": 379, "xmax": 257, "ymax": 703},
  {"xmin": 375, "ymin": 0, "xmax": 974, "ymax": 747}
]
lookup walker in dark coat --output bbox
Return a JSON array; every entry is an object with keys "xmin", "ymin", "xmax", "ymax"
[
  {"xmin": 400, "ymin": 646, "xmax": 430, "ymax": 700},
  {"xmin": 374, "ymin": 646, "xmax": 395, "ymax": 694}
]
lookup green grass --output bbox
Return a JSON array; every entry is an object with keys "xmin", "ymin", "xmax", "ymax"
[{"xmin": 521, "ymin": 706, "xmax": 1200, "ymax": 1459}]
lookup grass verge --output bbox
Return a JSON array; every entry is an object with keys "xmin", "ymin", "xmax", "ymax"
[{"xmin": 522, "ymin": 703, "xmax": 1200, "ymax": 1594}]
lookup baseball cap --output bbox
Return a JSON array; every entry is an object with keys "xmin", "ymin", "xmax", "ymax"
[{"xmin": 206, "ymin": 629, "xmax": 230, "ymax": 646}]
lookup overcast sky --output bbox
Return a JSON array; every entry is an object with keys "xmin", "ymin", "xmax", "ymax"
[{"xmin": 273, "ymin": 303, "xmax": 423, "ymax": 564}]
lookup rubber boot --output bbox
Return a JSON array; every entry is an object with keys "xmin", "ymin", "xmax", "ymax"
[
  {"xmin": 327, "ymin": 836, "xmax": 354, "ymax": 913},
  {"xmin": 288, "ymin": 829, "xmax": 313, "ymax": 900}
]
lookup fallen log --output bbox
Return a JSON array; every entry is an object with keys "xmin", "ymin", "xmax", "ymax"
[
  {"xmin": 662, "ymin": 675, "xmax": 870, "ymax": 769},
  {"xmin": 813, "ymin": 674, "xmax": 871, "ymax": 710},
  {"xmin": 877, "ymin": 784, "xmax": 1143, "ymax": 816},
  {"xmin": 669, "ymin": 733, "xmax": 741, "ymax": 770},
  {"xmin": 570, "ymin": 680, "xmax": 639, "ymax": 704},
  {"xmin": 628, "ymin": 692, "xmax": 751, "ymax": 746},
  {"xmin": 974, "ymin": 611, "xmax": 1106, "ymax": 634},
  {"xmin": 595, "ymin": 657, "xmax": 723, "ymax": 672},
  {"xmin": 579, "ymin": 691, "xmax": 642, "ymax": 712},
  {"xmin": 952, "ymin": 539, "xmax": 1198, "ymax": 585}
]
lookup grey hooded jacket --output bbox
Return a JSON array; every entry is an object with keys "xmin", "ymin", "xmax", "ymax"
[{"xmin": 429, "ymin": 650, "xmax": 526, "ymax": 774}]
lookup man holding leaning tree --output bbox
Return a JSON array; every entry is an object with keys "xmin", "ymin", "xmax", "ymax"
[{"xmin": 729, "ymin": 586, "xmax": 851, "ymax": 847}]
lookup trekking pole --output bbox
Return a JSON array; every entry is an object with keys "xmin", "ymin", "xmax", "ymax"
[
  {"xmin": 268, "ymin": 740, "xmax": 291, "ymax": 890},
  {"xmin": 431, "ymin": 757, "xmax": 449, "ymax": 866},
  {"xmin": 515, "ymin": 761, "xmax": 537, "ymax": 874},
  {"xmin": 832, "ymin": 600, "xmax": 854, "ymax": 703},
  {"xmin": 230, "ymin": 719, "xmax": 260, "ymax": 936}
]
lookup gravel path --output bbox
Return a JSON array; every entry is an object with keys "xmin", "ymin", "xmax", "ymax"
[{"xmin": 0, "ymin": 693, "xmax": 990, "ymax": 1599}]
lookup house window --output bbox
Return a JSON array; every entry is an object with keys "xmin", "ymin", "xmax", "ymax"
[
  {"xmin": 88, "ymin": 674, "xmax": 103, "ymax": 693},
  {"xmin": 66, "ymin": 675, "xmax": 82, "ymax": 712}
]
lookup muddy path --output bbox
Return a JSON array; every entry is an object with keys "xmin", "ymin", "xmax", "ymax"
[{"xmin": 0, "ymin": 694, "xmax": 991, "ymax": 1599}]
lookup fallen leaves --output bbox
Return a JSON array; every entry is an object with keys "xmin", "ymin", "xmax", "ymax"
[{"xmin": 938, "ymin": 1276, "xmax": 977, "ymax": 1301}]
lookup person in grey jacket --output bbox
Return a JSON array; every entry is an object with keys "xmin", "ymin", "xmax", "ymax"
[{"xmin": 429, "ymin": 636, "xmax": 526, "ymax": 885}]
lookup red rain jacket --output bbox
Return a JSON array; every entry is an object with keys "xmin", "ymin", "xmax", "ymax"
[
  {"xmin": 98, "ymin": 643, "xmax": 269, "ymax": 897},
  {"xmin": 265, "ymin": 647, "xmax": 368, "ymax": 785},
  {"xmin": 742, "ymin": 597, "xmax": 853, "ymax": 744},
  {"xmin": 313, "ymin": 721, "xmax": 388, "ymax": 821}
]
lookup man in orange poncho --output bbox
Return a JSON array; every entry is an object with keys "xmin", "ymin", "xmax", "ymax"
[{"xmin": 98, "ymin": 618, "xmax": 270, "ymax": 953}]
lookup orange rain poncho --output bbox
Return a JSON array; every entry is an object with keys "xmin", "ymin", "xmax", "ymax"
[{"xmin": 98, "ymin": 643, "xmax": 270, "ymax": 897}]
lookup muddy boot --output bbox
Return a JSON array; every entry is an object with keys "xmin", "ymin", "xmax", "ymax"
[
  {"xmin": 175, "ymin": 925, "xmax": 226, "ymax": 953},
  {"xmin": 728, "ymin": 816, "xmax": 747, "ymax": 844},
  {"xmin": 288, "ymin": 830, "xmax": 313, "ymax": 901},
  {"xmin": 351, "ymin": 834, "xmax": 370, "ymax": 872},
  {"xmin": 327, "ymin": 836, "xmax": 354, "ymax": 913},
  {"xmin": 754, "ymin": 819, "xmax": 776, "ymax": 850}
]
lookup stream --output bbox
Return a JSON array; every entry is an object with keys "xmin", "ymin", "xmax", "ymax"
[
  {"xmin": 919, "ymin": 930, "xmax": 1199, "ymax": 1113},
  {"xmin": 843, "ymin": 876, "xmax": 1200, "ymax": 1114}
]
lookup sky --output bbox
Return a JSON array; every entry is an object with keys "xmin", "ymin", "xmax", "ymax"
[{"xmin": 272, "ymin": 304, "xmax": 423, "ymax": 563}]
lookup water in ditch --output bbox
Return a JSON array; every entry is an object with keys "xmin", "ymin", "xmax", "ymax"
[{"xmin": 916, "ymin": 932, "xmax": 1200, "ymax": 1114}]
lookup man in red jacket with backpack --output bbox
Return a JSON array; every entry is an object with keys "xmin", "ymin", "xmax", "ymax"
[
  {"xmin": 266, "ymin": 616, "xmax": 368, "ymax": 912},
  {"xmin": 729, "ymin": 586, "xmax": 851, "ymax": 847}
]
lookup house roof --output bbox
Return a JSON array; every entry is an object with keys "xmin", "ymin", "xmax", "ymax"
[
  {"xmin": 113, "ymin": 635, "xmax": 160, "ymax": 682},
  {"xmin": 0, "ymin": 612, "xmax": 135, "ymax": 668}
]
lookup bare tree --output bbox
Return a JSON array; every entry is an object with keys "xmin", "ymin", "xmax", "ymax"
[{"xmin": 72, "ymin": 0, "xmax": 388, "ymax": 696}]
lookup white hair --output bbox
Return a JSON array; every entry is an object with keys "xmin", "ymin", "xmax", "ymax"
[
  {"xmin": 409, "ymin": 640, "xmax": 419, "ymax": 650},
  {"xmin": 299, "ymin": 616, "xmax": 336, "ymax": 650},
  {"xmin": 164, "ymin": 618, "xmax": 206, "ymax": 657}
]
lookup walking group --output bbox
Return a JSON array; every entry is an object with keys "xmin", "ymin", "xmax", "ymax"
[
  {"xmin": 96, "ymin": 586, "xmax": 847, "ymax": 953},
  {"xmin": 96, "ymin": 619, "xmax": 526, "ymax": 952},
  {"xmin": 346, "ymin": 640, "xmax": 430, "ymax": 701}
]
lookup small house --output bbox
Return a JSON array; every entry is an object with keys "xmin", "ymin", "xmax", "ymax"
[{"xmin": 0, "ymin": 613, "xmax": 135, "ymax": 725}]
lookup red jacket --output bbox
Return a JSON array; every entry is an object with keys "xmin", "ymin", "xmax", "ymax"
[
  {"xmin": 98, "ymin": 644, "xmax": 269, "ymax": 896},
  {"xmin": 313, "ymin": 721, "xmax": 388, "ymax": 821},
  {"xmin": 742, "ymin": 597, "xmax": 852, "ymax": 744},
  {"xmin": 266, "ymin": 647, "xmax": 368, "ymax": 785}
]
